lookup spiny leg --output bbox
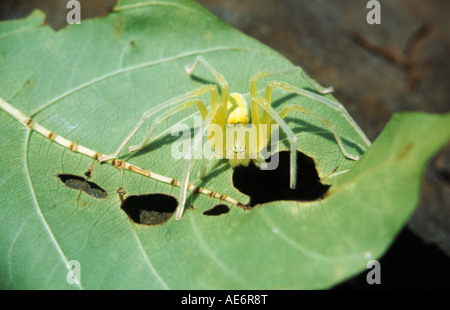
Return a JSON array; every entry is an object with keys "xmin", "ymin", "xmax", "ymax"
[
  {"xmin": 320, "ymin": 168, "xmax": 350, "ymax": 183},
  {"xmin": 186, "ymin": 56, "xmax": 230, "ymax": 98},
  {"xmin": 175, "ymin": 100, "xmax": 224, "ymax": 220},
  {"xmin": 250, "ymin": 69, "xmax": 322, "ymax": 189},
  {"xmin": 249, "ymin": 66, "xmax": 370, "ymax": 148},
  {"xmin": 249, "ymin": 68, "xmax": 321, "ymax": 181},
  {"xmin": 264, "ymin": 80, "xmax": 371, "ymax": 148},
  {"xmin": 251, "ymin": 96, "xmax": 298, "ymax": 189},
  {"xmin": 250, "ymin": 67, "xmax": 334, "ymax": 129},
  {"xmin": 277, "ymin": 104, "xmax": 359, "ymax": 160},
  {"xmin": 177, "ymin": 58, "xmax": 234, "ymax": 219},
  {"xmin": 99, "ymin": 84, "xmax": 218, "ymax": 161},
  {"xmin": 128, "ymin": 99, "xmax": 208, "ymax": 152},
  {"xmin": 197, "ymin": 148, "xmax": 218, "ymax": 179},
  {"xmin": 113, "ymin": 96, "xmax": 218, "ymax": 220},
  {"xmin": 250, "ymin": 67, "xmax": 334, "ymax": 99},
  {"xmin": 186, "ymin": 56, "xmax": 230, "ymax": 129},
  {"xmin": 138, "ymin": 56, "xmax": 236, "ymax": 219}
]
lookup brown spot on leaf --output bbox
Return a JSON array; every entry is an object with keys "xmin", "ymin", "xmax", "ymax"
[{"xmin": 397, "ymin": 143, "xmax": 414, "ymax": 160}]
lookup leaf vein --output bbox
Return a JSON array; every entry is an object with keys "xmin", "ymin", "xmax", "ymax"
[
  {"xmin": 31, "ymin": 46, "xmax": 250, "ymax": 117},
  {"xmin": 189, "ymin": 212, "xmax": 249, "ymax": 287},
  {"xmin": 24, "ymin": 129, "xmax": 84, "ymax": 289},
  {"xmin": 131, "ymin": 227, "xmax": 170, "ymax": 289}
]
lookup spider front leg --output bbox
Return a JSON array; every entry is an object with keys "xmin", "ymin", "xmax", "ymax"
[
  {"xmin": 105, "ymin": 88, "xmax": 221, "ymax": 221},
  {"xmin": 186, "ymin": 55, "xmax": 230, "ymax": 129},
  {"xmin": 128, "ymin": 98, "xmax": 209, "ymax": 152},
  {"xmin": 99, "ymin": 84, "xmax": 218, "ymax": 162},
  {"xmin": 175, "ymin": 101, "xmax": 224, "ymax": 220}
]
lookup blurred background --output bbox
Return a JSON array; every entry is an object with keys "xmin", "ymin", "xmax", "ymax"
[{"xmin": 1, "ymin": 0, "xmax": 449, "ymax": 288}]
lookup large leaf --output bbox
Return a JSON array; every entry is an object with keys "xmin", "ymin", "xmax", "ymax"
[{"xmin": 0, "ymin": 0, "xmax": 449, "ymax": 289}]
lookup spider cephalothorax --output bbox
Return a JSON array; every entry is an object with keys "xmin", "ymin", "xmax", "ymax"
[{"xmin": 224, "ymin": 92, "xmax": 260, "ymax": 168}]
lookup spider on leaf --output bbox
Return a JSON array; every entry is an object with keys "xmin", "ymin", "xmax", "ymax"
[{"xmin": 100, "ymin": 56, "xmax": 370, "ymax": 220}]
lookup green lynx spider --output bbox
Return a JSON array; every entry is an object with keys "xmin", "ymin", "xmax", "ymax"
[{"xmin": 99, "ymin": 56, "xmax": 371, "ymax": 220}]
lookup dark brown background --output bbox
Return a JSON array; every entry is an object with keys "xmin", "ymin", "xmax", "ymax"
[{"xmin": 1, "ymin": 0, "xmax": 449, "ymax": 288}]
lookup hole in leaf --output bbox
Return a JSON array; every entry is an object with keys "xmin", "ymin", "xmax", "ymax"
[
  {"xmin": 203, "ymin": 204, "xmax": 230, "ymax": 216},
  {"xmin": 121, "ymin": 194, "xmax": 178, "ymax": 226},
  {"xmin": 232, "ymin": 151, "xmax": 330, "ymax": 207},
  {"xmin": 57, "ymin": 174, "xmax": 108, "ymax": 199}
]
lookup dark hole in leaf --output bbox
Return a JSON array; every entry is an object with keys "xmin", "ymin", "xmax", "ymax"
[
  {"xmin": 232, "ymin": 151, "xmax": 330, "ymax": 207},
  {"xmin": 84, "ymin": 170, "xmax": 93, "ymax": 179},
  {"xmin": 121, "ymin": 194, "xmax": 178, "ymax": 226},
  {"xmin": 203, "ymin": 204, "xmax": 230, "ymax": 216},
  {"xmin": 57, "ymin": 174, "xmax": 108, "ymax": 199}
]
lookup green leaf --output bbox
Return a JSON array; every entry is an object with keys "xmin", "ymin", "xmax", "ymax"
[{"xmin": 0, "ymin": 0, "xmax": 449, "ymax": 289}]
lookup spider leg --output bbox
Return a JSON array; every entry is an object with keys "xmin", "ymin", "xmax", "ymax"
[
  {"xmin": 186, "ymin": 56, "xmax": 229, "ymax": 130},
  {"xmin": 197, "ymin": 147, "xmax": 218, "ymax": 179},
  {"xmin": 172, "ymin": 57, "xmax": 234, "ymax": 219},
  {"xmin": 99, "ymin": 85, "xmax": 218, "ymax": 161},
  {"xmin": 249, "ymin": 67, "xmax": 370, "ymax": 147},
  {"xmin": 186, "ymin": 56, "xmax": 229, "ymax": 98},
  {"xmin": 264, "ymin": 80, "xmax": 371, "ymax": 148},
  {"xmin": 175, "ymin": 101, "xmax": 223, "ymax": 220},
  {"xmin": 252, "ymin": 150, "xmax": 274, "ymax": 169},
  {"xmin": 128, "ymin": 99, "xmax": 208, "ymax": 152},
  {"xmin": 253, "ymin": 123, "xmax": 280, "ymax": 171},
  {"xmin": 250, "ymin": 67, "xmax": 333, "ymax": 129},
  {"xmin": 320, "ymin": 168, "xmax": 350, "ymax": 183},
  {"xmin": 277, "ymin": 104, "xmax": 359, "ymax": 160},
  {"xmin": 252, "ymin": 96, "xmax": 298, "ymax": 189},
  {"xmin": 250, "ymin": 67, "xmax": 334, "ymax": 98}
]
